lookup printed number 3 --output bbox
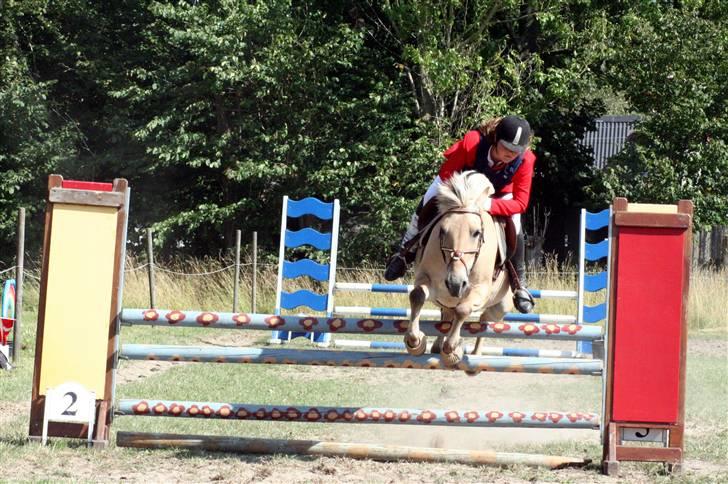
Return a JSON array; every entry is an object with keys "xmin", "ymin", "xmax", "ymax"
[{"xmin": 62, "ymin": 392, "xmax": 78, "ymax": 416}]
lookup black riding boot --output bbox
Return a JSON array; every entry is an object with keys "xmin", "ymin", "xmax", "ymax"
[
  {"xmin": 384, "ymin": 249, "xmax": 412, "ymax": 281},
  {"xmin": 384, "ymin": 210, "xmax": 420, "ymax": 281},
  {"xmin": 512, "ymin": 231, "xmax": 535, "ymax": 313}
]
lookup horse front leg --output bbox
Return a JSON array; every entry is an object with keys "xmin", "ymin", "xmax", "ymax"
[
  {"xmin": 404, "ymin": 278, "xmax": 430, "ymax": 356},
  {"xmin": 440, "ymin": 304, "xmax": 471, "ymax": 368}
]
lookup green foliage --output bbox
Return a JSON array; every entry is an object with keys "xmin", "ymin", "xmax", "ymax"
[
  {"xmin": 0, "ymin": 4, "xmax": 78, "ymax": 259},
  {"xmin": 591, "ymin": 2, "xmax": 728, "ymax": 227},
  {"xmin": 365, "ymin": 0, "xmax": 631, "ymax": 225},
  {"xmin": 1, "ymin": 0, "xmax": 725, "ymax": 263},
  {"xmin": 107, "ymin": 1, "xmax": 438, "ymax": 261}
]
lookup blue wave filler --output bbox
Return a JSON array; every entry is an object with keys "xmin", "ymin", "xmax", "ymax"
[
  {"xmin": 280, "ymin": 290, "xmax": 328, "ymax": 312},
  {"xmin": 585, "ymin": 208, "xmax": 610, "ymax": 230},
  {"xmin": 287, "ymin": 197, "xmax": 335, "ymax": 220},
  {"xmin": 583, "ymin": 303, "xmax": 607, "ymax": 323},
  {"xmin": 584, "ymin": 272, "xmax": 608, "ymax": 292},
  {"xmin": 283, "ymin": 259, "xmax": 330, "ymax": 281},
  {"xmin": 585, "ymin": 240, "xmax": 609, "ymax": 261},
  {"xmin": 285, "ymin": 228, "xmax": 332, "ymax": 250}
]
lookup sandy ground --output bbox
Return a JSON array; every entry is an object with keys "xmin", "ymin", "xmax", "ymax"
[{"xmin": 2, "ymin": 336, "xmax": 726, "ymax": 483}]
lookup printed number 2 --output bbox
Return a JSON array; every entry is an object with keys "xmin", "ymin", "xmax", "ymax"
[{"xmin": 62, "ymin": 392, "xmax": 78, "ymax": 416}]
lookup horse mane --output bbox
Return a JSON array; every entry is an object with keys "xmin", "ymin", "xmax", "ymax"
[{"xmin": 436, "ymin": 171, "xmax": 493, "ymax": 211}]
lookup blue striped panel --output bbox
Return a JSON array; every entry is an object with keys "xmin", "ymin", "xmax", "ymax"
[
  {"xmin": 370, "ymin": 307, "xmax": 409, "ymax": 317},
  {"xmin": 583, "ymin": 303, "xmax": 607, "ymax": 323},
  {"xmin": 501, "ymin": 347, "xmax": 537, "ymax": 357},
  {"xmin": 585, "ymin": 240, "xmax": 609, "ymax": 261},
  {"xmin": 371, "ymin": 283, "xmax": 410, "ymax": 293},
  {"xmin": 283, "ymin": 259, "xmax": 330, "ymax": 281},
  {"xmin": 285, "ymin": 228, "xmax": 332, "ymax": 250},
  {"xmin": 584, "ymin": 272, "xmax": 608, "ymax": 292},
  {"xmin": 502, "ymin": 313, "xmax": 543, "ymax": 322},
  {"xmin": 577, "ymin": 341, "xmax": 593, "ymax": 354},
  {"xmin": 370, "ymin": 341, "xmax": 408, "ymax": 350},
  {"xmin": 280, "ymin": 290, "xmax": 328, "ymax": 312},
  {"xmin": 287, "ymin": 198, "xmax": 334, "ymax": 220},
  {"xmin": 585, "ymin": 209, "xmax": 610, "ymax": 230}
]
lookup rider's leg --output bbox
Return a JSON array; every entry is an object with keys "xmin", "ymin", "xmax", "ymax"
[
  {"xmin": 514, "ymin": 228, "xmax": 527, "ymax": 287},
  {"xmin": 510, "ymin": 213, "xmax": 535, "ymax": 313},
  {"xmin": 384, "ymin": 176, "xmax": 443, "ymax": 281}
]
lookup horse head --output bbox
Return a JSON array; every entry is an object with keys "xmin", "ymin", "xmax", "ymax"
[{"xmin": 433, "ymin": 171, "xmax": 496, "ymax": 298}]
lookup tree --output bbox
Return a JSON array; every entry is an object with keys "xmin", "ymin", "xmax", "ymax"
[
  {"xmin": 592, "ymin": 1, "xmax": 728, "ymax": 227},
  {"xmin": 110, "ymin": 1, "xmax": 437, "ymax": 261},
  {"xmin": 0, "ymin": 3, "xmax": 77, "ymax": 262}
]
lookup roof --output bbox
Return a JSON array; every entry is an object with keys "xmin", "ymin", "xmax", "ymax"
[{"xmin": 581, "ymin": 115, "xmax": 640, "ymax": 168}]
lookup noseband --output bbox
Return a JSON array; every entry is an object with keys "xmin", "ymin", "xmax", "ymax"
[{"xmin": 439, "ymin": 208, "xmax": 485, "ymax": 279}]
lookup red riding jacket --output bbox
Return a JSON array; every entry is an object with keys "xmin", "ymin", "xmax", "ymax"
[{"xmin": 438, "ymin": 130, "xmax": 536, "ymax": 217}]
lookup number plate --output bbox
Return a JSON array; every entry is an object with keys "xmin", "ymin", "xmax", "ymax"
[{"xmin": 622, "ymin": 428, "xmax": 667, "ymax": 443}]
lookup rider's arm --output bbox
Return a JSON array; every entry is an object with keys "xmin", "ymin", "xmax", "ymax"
[
  {"xmin": 489, "ymin": 150, "xmax": 536, "ymax": 216},
  {"xmin": 438, "ymin": 130, "xmax": 480, "ymax": 181}
]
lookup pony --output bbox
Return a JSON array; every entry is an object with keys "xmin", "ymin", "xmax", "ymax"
[{"xmin": 403, "ymin": 171, "xmax": 513, "ymax": 368}]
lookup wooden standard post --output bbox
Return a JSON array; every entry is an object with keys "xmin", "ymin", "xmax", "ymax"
[{"xmin": 602, "ymin": 198, "xmax": 692, "ymax": 475}]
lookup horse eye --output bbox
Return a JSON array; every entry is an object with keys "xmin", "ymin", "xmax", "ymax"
[{"xmin": 472, "ymin": 230, "xmax": 481, "ymax": 239}]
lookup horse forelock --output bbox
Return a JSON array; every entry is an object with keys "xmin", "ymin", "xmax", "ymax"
[{"xmin": 436, "ymin": 171, "xmax": 492, "ymax": 211}]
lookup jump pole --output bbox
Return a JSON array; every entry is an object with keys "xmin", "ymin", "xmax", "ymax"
[{"xmin": 117, "ymin": 431, "xmax": 588, "ymax": 469}]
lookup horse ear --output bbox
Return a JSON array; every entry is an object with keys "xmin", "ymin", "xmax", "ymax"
[{"xmin": 477, "ymin": 184, "xmax": 495, "ymax": 211}]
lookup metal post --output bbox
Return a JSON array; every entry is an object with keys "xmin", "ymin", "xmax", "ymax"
[
  {"xmin": 146, "ymin": 228, "xmax": 156, "ymax": 309},
  {"xmin": 252, "ymin": 231, "xmax": 257, "ymax": 314},
  {"xmin": 233, "ymin": 230, "xmax": 241, "ymax": 313},
  {"xmin": 13, "ymin": 207, "xmax": 25, "ymax": 363}
]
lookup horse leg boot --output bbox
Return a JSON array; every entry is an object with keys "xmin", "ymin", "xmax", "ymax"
[
  {"xmin": 405, "ymin": 281, "xmax": 430, "ymax": 356},
  {"xmin": 440, "ymin": 304, "xmax": 471, "ymax": 368}
]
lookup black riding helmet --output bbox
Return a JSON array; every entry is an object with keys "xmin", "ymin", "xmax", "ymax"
[{"xmin": 496, "ymin": 116, "xmax": 531, "ymax": 153}]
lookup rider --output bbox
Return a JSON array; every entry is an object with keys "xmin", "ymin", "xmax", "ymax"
[{"xmin": 383, "ymin": 115, "xmax": 536, "ymax": 313}]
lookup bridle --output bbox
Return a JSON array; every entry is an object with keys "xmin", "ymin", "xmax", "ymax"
[{"xmin": 438, "ymin": 208, "xmax": 485, "ymax": 280}]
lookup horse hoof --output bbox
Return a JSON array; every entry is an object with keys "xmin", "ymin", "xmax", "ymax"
[
  {"xmin": 405, "ymin": 333, "xmax": 427, "ymax": 356},
  {"xmin": 440, "ymin": 346, "xmax": 464, "ymax": 368},
  {"xmin": 464, "ymin": 369, "xmax": 481, "ymax": 377}
]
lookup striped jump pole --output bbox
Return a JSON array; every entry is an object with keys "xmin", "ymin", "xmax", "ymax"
[
  {"xmin": 120, "ymin": 344, "xmax": 603, "ymax": 375},
  {"xmin": 120, "ymin": 309, "xmax": 599, "ymax": 341},
  {"xmin": 333, "ymin": 340, "xmax": 590, "ymax": 359},
  {"xmin": 117, "ymin": 399, "xmax": 599, "ymax": 429},
  {"xmin": 334, "ymin": 282, "xmax": 578, "ymax": 299},
  {"xmin": 117, "ymin": 431, "xmax": 590, "ymax": 469},
  {"xmin": 332, "ymin": 306, "xmax": 577, "ymax": 323}
]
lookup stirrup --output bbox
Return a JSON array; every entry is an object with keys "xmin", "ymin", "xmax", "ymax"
[{"xmin": 513, "ymin": 288, "xmax": 535, "ymax": 314}]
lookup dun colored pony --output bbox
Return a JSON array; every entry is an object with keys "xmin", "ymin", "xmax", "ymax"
[{"xmin": 404, "ymin": 171, "xmax": 513, "ymax": 368}]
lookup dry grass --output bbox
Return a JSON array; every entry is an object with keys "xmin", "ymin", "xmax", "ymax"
[{"xmin": 118, "ymin": 255, "xmax": 726, "ymax": 332}]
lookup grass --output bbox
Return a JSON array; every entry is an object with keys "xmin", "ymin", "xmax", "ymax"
[{"xmin": 1, "ymin": 256, "xmax": 726, "ymax": 482}]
